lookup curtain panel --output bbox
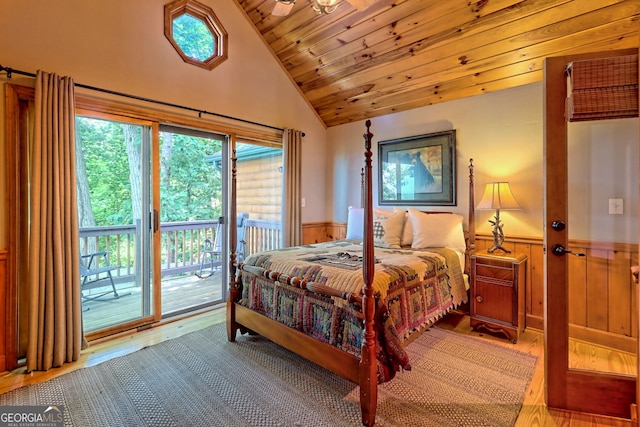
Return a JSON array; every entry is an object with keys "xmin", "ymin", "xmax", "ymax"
[
  {"xmin": 26, "ymin": 71, "xmax": 83, "ymax": 372},
  {"xmin": 281, "ymin": 129, "xmax": 303, "ymax": 247}
]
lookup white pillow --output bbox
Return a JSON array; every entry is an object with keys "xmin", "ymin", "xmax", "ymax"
[
  {"xmin": 346, "ymin": 206, "xmax": 364, "ymax": 240},
  {"xmin": 372, "ymin": 210, "xmax": 404, "ymax": 249},
  {"xmin": 392, "ymin": 208, "xmax": 413, "ymax": 246},
  {"xmin": 407, "ymin": 208, "xmax": 466, "ymax": 253}
]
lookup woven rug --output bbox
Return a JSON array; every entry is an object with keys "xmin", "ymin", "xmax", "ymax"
[{"xmin": 0, "ymin": 323, "xmax": 537, "ymax": 427}]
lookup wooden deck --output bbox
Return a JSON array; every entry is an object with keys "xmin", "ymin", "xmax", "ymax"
[{"xmin": 82, "ymin": 271, "xmax": 225, "ymax": 332}]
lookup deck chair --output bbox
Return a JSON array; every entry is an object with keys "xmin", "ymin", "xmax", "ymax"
[
  {"xmin": 80, "ymin": 251, "xmax": 121, "ymax": 301},
  {"xmin": 197, "ymin": 235, "xmax": 220, "ymax": 278},
  {"xmin": 197, "ymin": 213, "xmax": 248, "ymax": 278}
]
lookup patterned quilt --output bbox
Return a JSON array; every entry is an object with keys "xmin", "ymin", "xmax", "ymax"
[{"xmin": 236, "ymin": 241, "xmax": 468, "ymax": 382}]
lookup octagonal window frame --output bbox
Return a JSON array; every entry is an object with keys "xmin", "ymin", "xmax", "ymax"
[{"xmin": 164, "ymin": 0, "xmax": 228, "ymax": 71}]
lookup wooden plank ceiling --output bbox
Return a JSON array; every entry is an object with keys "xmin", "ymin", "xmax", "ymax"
[{"xmin": 234, "ymin": 0, "xmax": 640, "ymax": 128}]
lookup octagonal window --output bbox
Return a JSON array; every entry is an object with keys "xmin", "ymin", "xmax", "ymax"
[
  {"xmin": 173, "ymin": 14, "xmax": 215, "ymax": 62},
  {"xmin": 165, "ymin": 0, "xmax": 228, "ymax": 70}
]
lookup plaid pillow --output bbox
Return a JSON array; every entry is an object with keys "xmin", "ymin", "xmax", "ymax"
[{"xmin": 372, "ymin": 210, "xmax": 404, "ymax": 249}]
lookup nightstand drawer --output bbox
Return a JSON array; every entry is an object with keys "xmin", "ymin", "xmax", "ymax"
[{"xmin": 475, "ymin": 264, "xmax": 513, "ymax": 281}]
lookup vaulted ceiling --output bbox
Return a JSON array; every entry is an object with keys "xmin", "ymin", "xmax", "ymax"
[{"xmin": 234, "ymin": 0, "xmax": 640, "ymax": 128}]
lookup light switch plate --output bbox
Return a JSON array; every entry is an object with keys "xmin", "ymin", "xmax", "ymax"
[{"xmin": 609, "ymin": 198, "xmax": 623, "ymax": 215}]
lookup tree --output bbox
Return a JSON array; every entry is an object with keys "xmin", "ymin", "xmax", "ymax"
[
  {"xmin": 123, "ymin": 124, "xmax": 143, "ymax": 222},
  {"xmin": 159, "ymin": 132, "xmax": 222, "ymax": 222}
]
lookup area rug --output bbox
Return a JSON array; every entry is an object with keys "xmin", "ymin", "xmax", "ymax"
[{"xmin": 0, "ymin": 323, "xmax": 537, "ymax": 427}]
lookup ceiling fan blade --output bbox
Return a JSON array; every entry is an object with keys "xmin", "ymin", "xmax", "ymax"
[
  {"xmin": 272, "ymin": 1, "xmax": 294, "ymax": 16},
  {"xmin": 345, "ymin": 0, "xmax": 376, "ymax": 10}
]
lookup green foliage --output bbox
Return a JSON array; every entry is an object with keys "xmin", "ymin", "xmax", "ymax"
[
  {"xmin": 77, "ymin": 117, "xmax": 222, "ymax": 226},
  {"xmin": 77, "ymin": 118, "xmax": 130, "ymax": 225},
  {"xmin": 160, "ymin": 132, "xmax": 222, "ymax": 222},
  {"xmin": 172, "ymin": 14, "xmax": 215, "ymax": 61}
]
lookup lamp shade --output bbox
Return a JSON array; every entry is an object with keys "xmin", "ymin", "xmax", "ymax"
[{"xmin": 477, "ymin": 182, "xmax": 521, "ymax": 210}]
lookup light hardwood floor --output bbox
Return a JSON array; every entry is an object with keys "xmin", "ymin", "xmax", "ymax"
[{"xmin": 0, "ymin": 307, "xmax": 633, "ymax": 427}]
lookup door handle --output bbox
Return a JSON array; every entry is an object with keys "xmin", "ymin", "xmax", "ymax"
[
  {"xmin": 551, "ymin": 244, "xmax": 585, "ymax": 257},
  {"xmin": 153, "ymin": 209, "xmax": 159, "ymax": 233}
]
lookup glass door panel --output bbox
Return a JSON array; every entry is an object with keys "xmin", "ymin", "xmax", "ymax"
[
  {"xmin": 76, "ymin": 116, "xmax": 154, "ymax": 332},
  {"xmin": 567, "ymin": 118, "xmax": 638, "ymax": 376},
  {"xmin": 235, "ymin": 141, "xmax": 284, "ymax": 258},
  {"xmin": 158, "ymin": 126, "xmax": 226, "ymax": 317}
]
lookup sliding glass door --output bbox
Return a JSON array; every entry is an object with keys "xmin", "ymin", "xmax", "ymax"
[
  {"xmin": 76, "ymin": 115, "xmax": 155, "ymax": 333},
  {"xmin": 74, "ymin": 115, "xmax": 285, "ymax": 332},
  {"xmin": 76, "ymin": 117, "xmax": 236, "ymax": 331},
  {"xmin": 158, "ymin": 126, "xmax": 228, "ymax": 317}
]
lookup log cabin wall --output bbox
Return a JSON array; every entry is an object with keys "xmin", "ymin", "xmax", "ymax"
[
  {"xmin": 236, "ymin": 153, "xmax": 282, "ymax": 222},
  {"xmin": 304, "ymin": 224, "xmax": 638, "ymax": 354}
]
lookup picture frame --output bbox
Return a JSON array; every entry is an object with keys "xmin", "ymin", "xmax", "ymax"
[{"xmin": 378, "ymin": 130, "xmax": 456, "ymax": 206}]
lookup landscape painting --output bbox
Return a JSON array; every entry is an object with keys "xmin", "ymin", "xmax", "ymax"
[{"xmin": 378, "ymin": 130, "xmax": 456, "ymax": 206}]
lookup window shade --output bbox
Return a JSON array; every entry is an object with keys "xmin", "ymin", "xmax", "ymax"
[{"xmin": 566, "ymin": 54, "xmax": 638, "ymax": 122}]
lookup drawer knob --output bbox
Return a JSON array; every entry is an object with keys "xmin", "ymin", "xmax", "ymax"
[{"xmin": 476, "ymin": 295, "xmax": 484, "ymax": 303}]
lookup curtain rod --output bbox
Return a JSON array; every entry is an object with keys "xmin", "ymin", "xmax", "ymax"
[{"xmin": 0, "ymin": 64, "xmax": 305, "ymax": 136}]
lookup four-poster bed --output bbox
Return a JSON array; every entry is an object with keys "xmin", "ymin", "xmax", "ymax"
[{"xmin": 226, "ymin": 121, "xmax": 475, "ymax": 426}]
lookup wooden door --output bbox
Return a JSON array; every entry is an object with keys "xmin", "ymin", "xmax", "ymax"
[{"xmin": 544, "ymin": 49, "xmax": 638, "ymax": 419}]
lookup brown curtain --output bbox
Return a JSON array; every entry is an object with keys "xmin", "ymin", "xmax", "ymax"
[
  {"xmin": 26, "ymin": 71, "xmax": 83, "ymax": 372},
  {"xmin": 281, "ymin": 129, "xmax": 303, "ymax": 247}
]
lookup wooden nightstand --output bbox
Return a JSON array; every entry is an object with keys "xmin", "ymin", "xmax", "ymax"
[{"xmin": 470, "ymin": 250, "xmax": 527, "ymax": 343}]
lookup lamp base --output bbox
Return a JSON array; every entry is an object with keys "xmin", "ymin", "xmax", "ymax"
[
  {"xmin": 487, "ymin": 244, "xmax": 511, "ymax": 254},
  {"xmin": 487, "ymin": 208, "xmax": 510, "ymax": 254}
]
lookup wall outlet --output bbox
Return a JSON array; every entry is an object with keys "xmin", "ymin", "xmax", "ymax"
[
  {"xmin": 608, "ymin": 198, "xmax": 623, "ymax": 215},
  {"xmin": 301, "ymin": 197, "xmax": 306, "ymax": 208}
]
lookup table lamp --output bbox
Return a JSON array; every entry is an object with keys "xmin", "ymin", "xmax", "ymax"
[{"xmin": 476, "ymin": 182, "xmax": 521, "ymax": 253}]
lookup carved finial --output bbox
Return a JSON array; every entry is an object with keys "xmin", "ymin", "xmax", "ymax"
[{"xmin": 363, "ymin": 120, "xmax": 373, "ymax": 151}]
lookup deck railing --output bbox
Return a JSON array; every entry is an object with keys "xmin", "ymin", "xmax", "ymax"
[
  {"xmin": 79, "ymin": 218, "xmax": 281, "ymax": 284},
  {"xmin": 244, "ymin": 219, "xmax": 280, "ymax": 255}
]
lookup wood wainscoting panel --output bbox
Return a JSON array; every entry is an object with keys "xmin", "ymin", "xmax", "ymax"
[{"xmin": 302, "ymin": 222, "xmax": 346, "ymax": 244}]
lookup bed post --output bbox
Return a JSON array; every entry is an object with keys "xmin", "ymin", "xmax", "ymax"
[
  {"xmin": 468, "ymin": 158, "xmax": 476, "ymax": 254},
  {"xmin": 360, "ymin": 120, "xmax": 377, "ymax": 427},
  {"xmin": 227, "ymin": 136, "xmax": 239, "ymax": 342},
  {"xmin": 360, "ymin": 167, "xmax": 365, "ymax": 209}
]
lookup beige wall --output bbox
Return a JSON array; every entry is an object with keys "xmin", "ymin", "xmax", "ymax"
[
  {"xmin": 0, "ymin": 0, "xmax": 329, "ymax": 249},
  {"xmin": 327, "ymin": 82, "xmax": 638, "ymax": 242}
]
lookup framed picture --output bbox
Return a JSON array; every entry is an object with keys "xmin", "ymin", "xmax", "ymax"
[{"xmin": 378, "ymin": 130, "xmax": 456, "ymax": 206}]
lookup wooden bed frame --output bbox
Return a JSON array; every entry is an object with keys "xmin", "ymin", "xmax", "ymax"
[{"xmin": 226, "ymin": 120, "xmax": 476, "ymax": 426}]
